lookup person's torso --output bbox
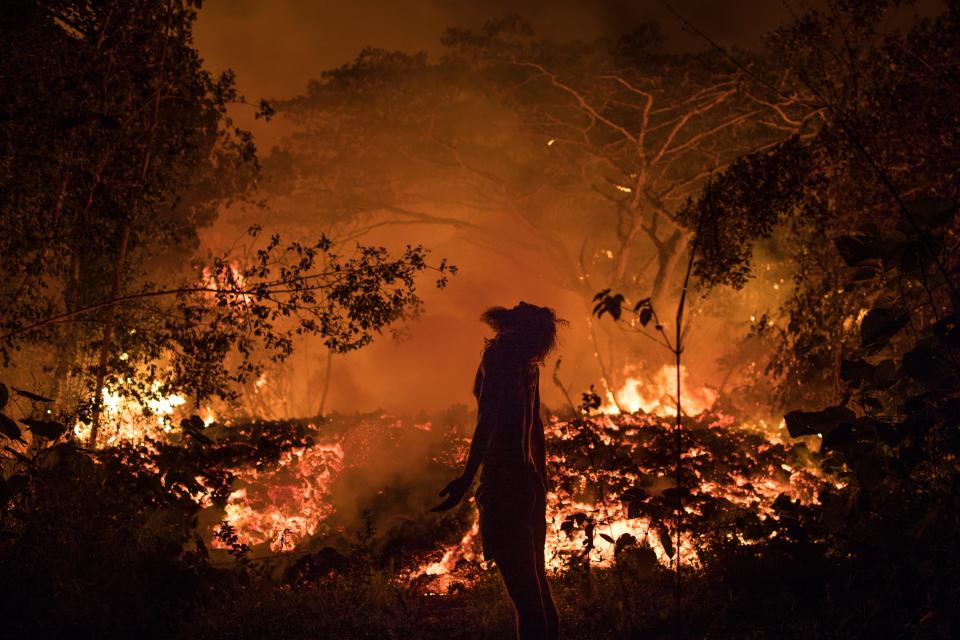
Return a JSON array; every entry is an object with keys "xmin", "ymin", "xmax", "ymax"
[{"xmin": 475, "ymin": 344, "xmax": 539, "ymax": 477}]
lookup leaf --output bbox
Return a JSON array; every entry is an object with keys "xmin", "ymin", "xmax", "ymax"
[
  {"xmin": 860, "ymin": 308, "xmax": 908, "ymax": 347},
  {"xmin": 772, "ymin": 493, "xmax": 796, "ymax": 513},
  {"xmin": 614, "ymin": 533, "xmax": 637, "ymax": 556},
  {"xmin": 839, "ymin": 359, "xmax": 875, "ymax": 384},
  {"xmin": 13, "ymin": 388, "xmax": 53, "ymax": 403},
  {"xmin": 19, "ymin": 418, "xmax": 66, "ymax": 439},
  {"xmin": 593, "ymin": 293, "xmax": 624, "ymax": 321},
  {"xmin": 821, "ymin": 423, "xmax": 854, "ymax": 451},
  {"xmin": 657, "ymin": 523, "xmax": 675, "ymax": 558},
  {"xmin": 784, "ymin": 405, "xmax": 855, "ymax": 438},
  {"xmin": 833, "ymin": 234, "xmax": 875, "ymax": 266},
  {"xmin": 639, "ymin": 307, "xmax": 653, "ymax": 326},
  {"xmin": 632, "ymin": 545, "xmax": 658, "ymax": 575},
  {"xmin": 4, "ymin": 446, "xmax": 33, "ymax": 464},
  {"xmin": 599, "ymin": 533, "xmax": 615, "ymax": 544},
  {"xmin": 847, "ymin": 264, "xmax": 879, "ymax": 283},
  {"xmin": 592, "ymin": 288, "xmax": 611, "ymax": 302},
  {"xmin": 186, "ymin": 430, "xmax": 213, "ymax": 445},
  {"xmin": 609, "ymin": 295, "xmax": 623, "ymax": 321},
  {"xmin": 0, "ymin": 413, "xmax": 23, "ymax": 441},
  {"xmin": 905, "ymin": 198, "xmax": 957, "ymax": 228}
]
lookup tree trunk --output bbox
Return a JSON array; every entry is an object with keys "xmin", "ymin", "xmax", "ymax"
[
  {"xmin": 50, "ymin": 252, "xmax": 81, "ymax": 404},
  {"xmin": 88, "ymin": 222, "xmax": 130, "ymax": 448},
  {"xmin": 650, "ymin": 230, "xmax": 689, "ymax": 307},
  {"xmin": 317, "ymin": 349, "xmax": 333, "ymax": 416}
]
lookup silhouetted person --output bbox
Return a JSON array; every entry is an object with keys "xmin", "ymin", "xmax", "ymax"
[{"xmin": 432, "ymin": 302, "xmax": 562, "ymax": 640}]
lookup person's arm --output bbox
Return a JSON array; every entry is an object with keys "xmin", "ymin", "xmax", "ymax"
[
  {"xmin": 461, "ymin": 388, "xmax": 497, "ymax": 483},
  {"xmin": 531, "ymin": 369, "xmax": 547, "ymax": 486},
  {"xmin": 431, "ymin": 356, "xmax": 501, "ymax": 512}
]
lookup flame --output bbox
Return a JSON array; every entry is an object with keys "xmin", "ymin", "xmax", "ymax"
[
  {"xmin": 421, "ymin": 520, "xmax": 480, "ymax": 576},
  {"xmin": 200, "ymin": 262, "xmax": 250, "ymax": 304},
  {"xmin": 406, "ymin": 405, "xmax": 822, "ymax": 593},
  {"xmin": 76, "ymin": 363, "xmax": 822, "ymax": 596},
  {"xmin": 74, "ymin": 381, "xmax": 187, "ymax": 445},
  {"xmin": 602, "ymin": 364, "xmax": 716, "ymax": 417}
]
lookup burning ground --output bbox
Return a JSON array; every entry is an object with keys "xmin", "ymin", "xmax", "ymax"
[{"xmin": 103, "ymin": 372, "xmax": 825, "ymax": 597}]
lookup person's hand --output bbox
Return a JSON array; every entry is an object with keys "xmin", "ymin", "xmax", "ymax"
[{"xmin": 430, "ymin": 475, "xmax": 471, "ymax": 512}]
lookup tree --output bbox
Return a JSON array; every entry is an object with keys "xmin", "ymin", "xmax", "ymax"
[
  {"xmin": 674, "ymin": 1, "xmax": 960, "ymax": 633},
  {"xmin": 1, "ymin": 0, "xmax": 257, "ymax": 415},
  {"xmin": 0, "ymin": 1, "xmax": 453, "ymax": 446},
  {"xmin": 263, "ymin": 17, "xmax": 814, "ymax": 396},
  {"xmin": 681, "ymin": 0, "xmax": 960, "ymax": 407}
]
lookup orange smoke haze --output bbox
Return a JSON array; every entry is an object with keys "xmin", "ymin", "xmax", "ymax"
[
  {"xmin": 190, "ymin": 1, "xmax": 803, "ymax": 415},
  {"xmin": 189, "ymin": 1, "xmax": 940, "ymax": 416}
]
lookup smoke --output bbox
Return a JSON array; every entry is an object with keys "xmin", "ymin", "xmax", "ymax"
[
  {"xmin": 193, "ymin": 1, "xmax": 797, "ymax": 151},
  {"xmin": 190, "ymin": 1, "xmax": 934, "ymax": 417}
]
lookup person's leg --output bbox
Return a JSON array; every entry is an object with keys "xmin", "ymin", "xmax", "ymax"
[
  {"xmin": 496, "ymin": 528, "xmax": 548, "ymax": 640},
  {"xmin": 534, "ymin": 542, "xmax": 558, "ymax": 638},
  {"xmin": 533, "ymin": 490, "xmax": 558, "ymax": 640}
]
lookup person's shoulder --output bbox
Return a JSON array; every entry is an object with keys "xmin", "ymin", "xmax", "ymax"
[
  {"xmin": 481, "ymin": 341, "xmax": 504, "ymax": 367},
  {"xmin": 481, "ymin": 340, "xmax": 514, "ymax": 372},
  {"xmin": 484, "ymin": 341, "xmax": 532, "ymax": 376}
]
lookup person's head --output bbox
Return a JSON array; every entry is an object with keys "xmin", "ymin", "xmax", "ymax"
[{"xmin": 480, "ymin": 302, "xmax": 565, "ymax": 364}]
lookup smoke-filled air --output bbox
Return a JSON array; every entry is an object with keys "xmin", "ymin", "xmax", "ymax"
[{"xmin": 1, "ymin": 1, "xmax": 958, "ymax": 639}]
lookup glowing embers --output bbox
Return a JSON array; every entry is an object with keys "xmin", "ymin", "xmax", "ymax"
[
  {"xmin": 407, "ymin": 410, "xmax": 824, "ymax": 595},
  {"xmin": 216, "ymin": 441, "xmax": 345, "ymax": 552},
  {"xmin": 602, "ymin": 364, "xmax": 717, "ymax": 417},
  {"xmin": 408, "ymin": 518, "xmax": 485, "ymax": 595},
  {"xmin": 422, "ymin": 519, "xmax": 480, "ymax": 576}
]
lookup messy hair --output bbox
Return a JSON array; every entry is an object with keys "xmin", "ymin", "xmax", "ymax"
[{"xmin": 481, "ymin": 302, "xmax": 565, "ymax": 364}]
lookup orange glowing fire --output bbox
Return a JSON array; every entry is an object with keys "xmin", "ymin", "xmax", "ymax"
[
  {"xmin": 406, "ymin": 404, "xmax": 821, "ymax": 593},
  {"xmin": 200, "ymin": 262, "xmax": 251, "ymax": 303},
  {"xmin": 72, "ymin": 381, "xmax": 215, "ymax": 446},
  {"xmin": 215, "ymin": 439, "xmax": 345, "ymax": 552},
  {"xmin": 82, "ymin": 363, "xmax": 822, "ymax": 594},
  {"xmin": 602, "ymin": 364, "xmax": 716, "ymax": 417}
]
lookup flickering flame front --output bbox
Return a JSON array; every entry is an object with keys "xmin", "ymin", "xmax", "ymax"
[
  {"xmin": 421, "ymin": 520, "xmax": 480, "ymax": 576},
  {"xmin": 603, "ymin": 365, "xmax": 717, "ymax": 417},
  {"xmin": 407, "ymin": 407, "xmax": 822, "ymax": 593},
  {"xmin": 81, "ymin": 361, "xmax": 822, "ymax": 596},
  {"xmin": 73, "ymin": 381, "xmax": 188, "ymax": 445}
]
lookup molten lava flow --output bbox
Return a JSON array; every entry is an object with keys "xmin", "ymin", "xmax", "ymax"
[{"xmin": 602, "ymin": 365, "xmax": 717, "ymax": 417}]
